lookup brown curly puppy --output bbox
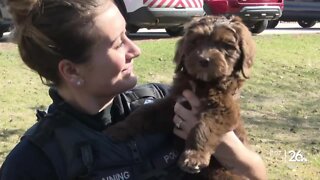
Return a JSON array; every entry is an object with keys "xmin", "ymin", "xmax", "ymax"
[{"xmin": 105, "ymin": 15, "xmax": 255, "ymax": 179}]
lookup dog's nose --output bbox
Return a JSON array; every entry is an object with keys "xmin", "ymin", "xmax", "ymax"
[{"xmin": 199, "ymin": 58, "xmax": 210, "ymax": 68}]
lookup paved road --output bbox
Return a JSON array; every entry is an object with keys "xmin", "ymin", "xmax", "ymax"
[
  {"xmin": 2, "ymin": 22, "xmax": 320, "ymax": 42},
  {"xmin": 138, "ymin": 21, "xmax": 320, "ymax": 35},
  {"xmin": 261, "ymin": 22, "xmax": 320, "ymax": 35},
  {"xmin": 129, "ymin": 22, "xmax": 320, "ymax": 40}
]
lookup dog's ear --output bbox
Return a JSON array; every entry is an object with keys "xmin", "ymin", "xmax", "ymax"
[
  {"xmin": 173, "ymin": 37, "xmax": 185, "ymax": 73},
  {"xmin": 173, "ymin": 17, "xmax": 202, "ymax": 73},
  {"xmin": 230, "ymin": 16, "xmax": 256, "ymax": 79}
]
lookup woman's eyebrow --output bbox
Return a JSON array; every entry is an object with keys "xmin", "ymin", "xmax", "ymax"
[{"xmin": 110, "ymin": 31, "xmax": 125, "ymax": 45}]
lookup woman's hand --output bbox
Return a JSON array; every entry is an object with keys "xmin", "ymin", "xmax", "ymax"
[
  {"xmin": 172, "ymin": 90, "xmax": 267, "ymax": 180},
  {"xmin": 215, "ymin": 131, "xmax": 267, "ymax": 180},
  {"xmin": 173, "ymin": 89, "xmax": 201, "ymax": 139}
]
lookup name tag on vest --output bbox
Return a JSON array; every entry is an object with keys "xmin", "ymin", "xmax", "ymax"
[{"xmin": 94, "ymin": 167, "xmax": 133, "ymax": 180}]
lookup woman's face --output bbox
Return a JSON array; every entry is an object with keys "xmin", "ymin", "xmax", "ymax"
[{"xmin": 77, "ymin": 2, "xmax": 141, "ymax": 104}]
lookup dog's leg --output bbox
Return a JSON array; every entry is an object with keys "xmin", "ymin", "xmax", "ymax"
[
  {"xmin": 104, "ymin": 97, "xmax": 176, "ymax": 141},
  {"xmin": 178, "ymin": 120, "xmax": 217, "ymax": 174},
  {"xmin": 178, "ymin": 91, "xmax": 240, "ymax": 173}
]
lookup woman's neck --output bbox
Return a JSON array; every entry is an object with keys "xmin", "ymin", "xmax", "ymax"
[{"xmin": 56, "ymin": 86, "xmax": 114, "ymax": 115}]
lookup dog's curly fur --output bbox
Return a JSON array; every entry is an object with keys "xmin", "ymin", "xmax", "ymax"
[{"xmin": 105, "ymin": 15, "xmax": 256, "ymax": 179}]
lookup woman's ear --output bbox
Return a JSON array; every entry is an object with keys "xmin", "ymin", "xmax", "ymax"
[{"xmin": 58, "ymin": 59, "xmax": 84, "ymax": 87}]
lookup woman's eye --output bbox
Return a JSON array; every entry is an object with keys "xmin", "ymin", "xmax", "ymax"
[{"xmin": 115, "ymin": 41, "xmax": 124, "ymax": 49}]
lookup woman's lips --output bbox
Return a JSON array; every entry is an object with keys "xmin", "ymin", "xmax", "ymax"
[{"xmin": 122, "ymin": 64, "xmax": 133, "ymax": 74}]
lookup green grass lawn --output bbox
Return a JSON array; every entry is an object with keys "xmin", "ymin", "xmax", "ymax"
[{"xmin": 1, "ymin": 34, "xmax": 319, "ymax": 179}]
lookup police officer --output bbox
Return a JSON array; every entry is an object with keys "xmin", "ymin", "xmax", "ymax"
[{"xmin": 0, "ymin": 0, "xmax": 266, "ymax": 179}]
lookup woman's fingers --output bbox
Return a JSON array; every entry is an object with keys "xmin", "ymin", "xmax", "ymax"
[
  {"xmin": 182, "ymin": 90, "xmax": 201, "ymax": 114},
  {"xmin": 173, "ymin": 114, "xmax": 190, "ymax": 139},
  {"xmin": 173, "ymin": 114, "xmax": 184, "ymax": 129},
  {"xmin": 173, "ymin": 90, "xmax": 202, "ymax": 140},
  {"xmin": 174, "ymin": 102, "xmax": 197, "ymax": 124},
  {"xmin": 173, "ymin": 103, "xmax": 199, "ymax": 139},
  {"xmin": 173, "ymin": 124, "xmax": 188, "ymax": 139}
]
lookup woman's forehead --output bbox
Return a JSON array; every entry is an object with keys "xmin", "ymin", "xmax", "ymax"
[{"xmin": 93, "ymin": 2, "xmax": 125, "ymax": 44}]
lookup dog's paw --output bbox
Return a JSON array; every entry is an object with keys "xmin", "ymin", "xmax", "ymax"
[{"xmin": 178, "ymin": 149, "xmax": 210, "ymax": 174}]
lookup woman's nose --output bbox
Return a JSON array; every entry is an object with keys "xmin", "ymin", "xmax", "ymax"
[{"xmin": 126, "ymin": 39, "xmax": 141, "ymax": 59}]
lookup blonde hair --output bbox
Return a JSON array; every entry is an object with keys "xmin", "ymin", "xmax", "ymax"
[{"xmin": 6, "ymin": 0, "xmax": 110, "ymax": 86}]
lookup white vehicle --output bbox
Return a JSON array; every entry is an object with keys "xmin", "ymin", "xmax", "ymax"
[{"xmin": 115, "ymin": 0, "xmax": 204, "ymax": 36}]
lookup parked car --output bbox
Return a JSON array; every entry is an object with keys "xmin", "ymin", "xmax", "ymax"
[
  {"xmin": 0, "ymin": 0, "xmax": 12, "ymax": 38},
  {"xmin": 115, "ymin": 0, "xmax": 204, "ymax": 36},
  {"xmin": 203, "ymin": 0, "xmax": 284, "ymax": 34},
  {"xmin": 268, "ymin": 0, "xmax": 320, "ymax": 28}
]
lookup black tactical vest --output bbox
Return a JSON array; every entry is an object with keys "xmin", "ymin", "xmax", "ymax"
[{"xmin": 23, "ymin": 83, "xmax": 190, "ymax": 180}]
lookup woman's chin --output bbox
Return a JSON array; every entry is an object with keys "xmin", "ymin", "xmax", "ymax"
[
  {"xmin": 128, "ymin": 75, "xmax": 137, "ymax": 86},
  {"xmin": 122, "ymin": 74, "xmax": 138, "ymax": 88}
]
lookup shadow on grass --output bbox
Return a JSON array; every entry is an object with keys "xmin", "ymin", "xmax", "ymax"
[
  {"xmin": 242, "ymin": 95, "xmax": 320, "ymax": 146},
  {"xmin": 0, "ymin": 150, "xmax": 8, "ymax": 158},
  {"xmin": 30, "ymin": 104, "xmax": 48, "ymax": 111},
  {"xmin": 0, "ymin": 128, "xmax": 24, "ymax": 141}
]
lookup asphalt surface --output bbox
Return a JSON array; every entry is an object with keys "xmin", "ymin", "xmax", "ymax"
[
  {"xmin": 261, "ymin": 22, "xmax": 320, "ymax": 35},
  {"xmin": 128, "ymin": 22, "xmax": 320, "ymax": 40},
  {"xmin": 1, "ymin": 22, "xmax": 320, "ymax": 42}
]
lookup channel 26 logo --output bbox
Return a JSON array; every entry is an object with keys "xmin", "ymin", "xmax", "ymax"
[
  {"xmin": 269, "ymin": 149, "xmax": 308, "ymax": 162},
  {"xmin": 287, "ymin": 150, "xmax": 307, "ymax": 162}
]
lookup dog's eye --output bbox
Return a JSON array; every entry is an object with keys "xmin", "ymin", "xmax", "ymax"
[
  {"xmin": 223, "ymin": 42, "xmax": 237, "ymax": 50},
  {"xmin": 223, "ymin": 46, "xmax": 237, "ymax": 57},
  {"xmin": 222, "ymin": 42, "xmax": 237, "ymax": 55},
  {"xmin": 226, "ymin": 50, "xmax": 236, "ymax": 57},
  {"xmin": 190, "ymin": 39, "xmax": 199, "ymax": 46}
]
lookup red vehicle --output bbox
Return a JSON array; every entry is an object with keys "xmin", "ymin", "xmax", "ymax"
[{"xmin": 204, "ymin": 0, "xmax": 284, "ymax": 34}]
